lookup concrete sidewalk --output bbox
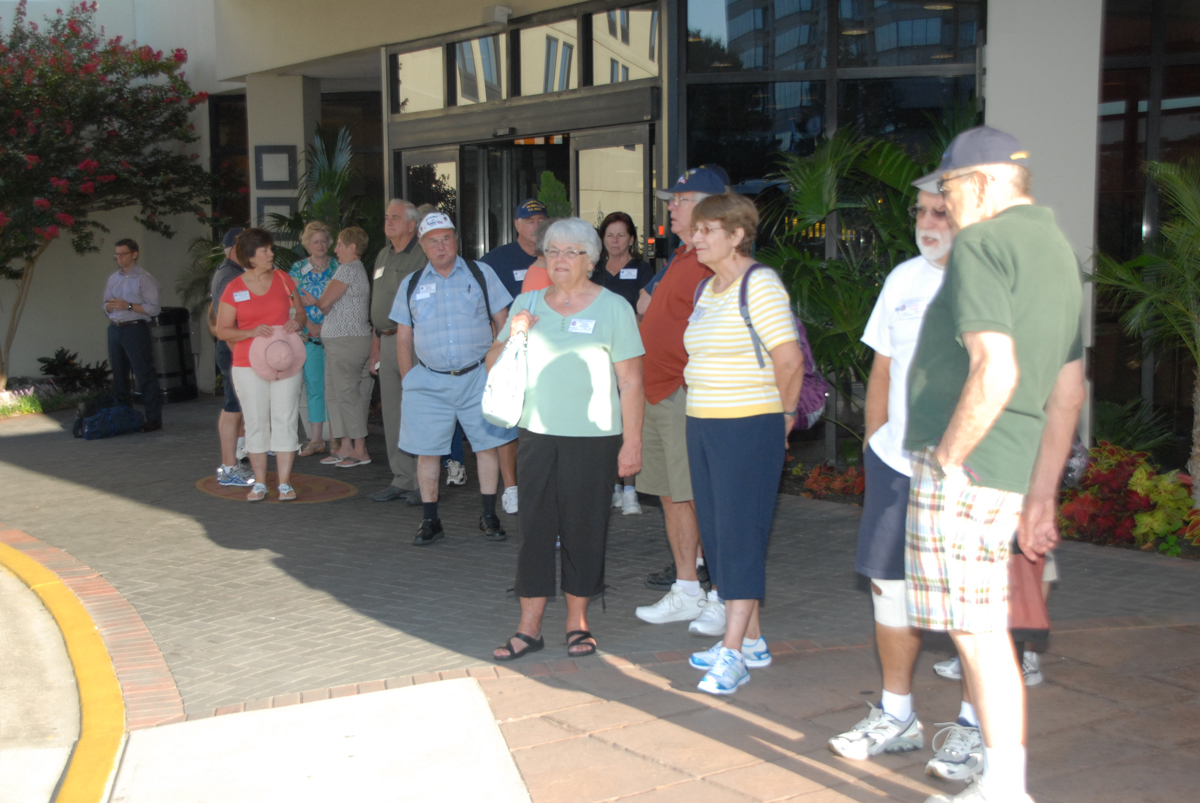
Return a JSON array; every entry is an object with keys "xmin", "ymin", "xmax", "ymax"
[
  {"xmin": 0, "ymin": 566, "xmax": 79, "ymax": 803},
  {"xmin": 1, "ymin": 396, "xmax": 1199, "ymax": 801}
]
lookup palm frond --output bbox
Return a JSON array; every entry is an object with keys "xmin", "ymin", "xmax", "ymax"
[{"xmin": 175, "ymin": 238, "xmax": 225, "ymax": 317}]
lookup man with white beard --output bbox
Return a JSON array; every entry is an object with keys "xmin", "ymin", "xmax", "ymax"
[{"xmin": 828, "ymin": 187, "xmax": 985, "ymax": 783}]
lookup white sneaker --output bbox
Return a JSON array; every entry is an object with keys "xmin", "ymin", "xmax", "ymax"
[
  {"xmin": 688, "ymin": 591, "xmax": 726, "ymax": 636},
  {"xmin": 934, "ymin": 656, "xmax": 962, "ymax": 680},
  {"xmin": 635, "ymin": 583, "xmax": 707, "ymax": 624},
  {"xmin": 924, "ymin": 778, "xmax": 1034, "ymax": 803},
  {"xmin": 925, "ymin": 720, "xmax": 983, "ymax": 781},
  {"xmin": 1022, "ymin": 652, "xmax": 1043, "ymax": 686},
  {"xmin": 696, "ymin": 647, "xmax": 749, "ymax": 695},
  {"xmin": 445, "ymin": 460, "xmax": 467, "ymax": 486},
  {"xmin": 828, "ymin": 703, "xmax": 924, "ymax": 760},
  {"xmin": 621, "ymin": 487, "xmax": 642, "ymax": 515},
  {"xmin": 690, "ymin": 637, "xmax": 772, "ymax": 669},
  {"xmin": 612, "ymin": 486, "xmax": 623, "ymax": 508},
  {"xmin": 502, "ymin": 486, "xmax": 518, "ymax": 514}
]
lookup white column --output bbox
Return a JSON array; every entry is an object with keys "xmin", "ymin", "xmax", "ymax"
[
  {"xmin": 245, "ymin": 73, "xmax": 321, "ymax": 226},
  {"xmin": 985, "ymin": 0, "xmax": 1105, "ymax": 441}
]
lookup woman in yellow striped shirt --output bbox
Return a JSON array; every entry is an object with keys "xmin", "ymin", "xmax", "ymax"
[{"xmin": 682, "ymin": 193, "xmax": 805, "ymax": 695}]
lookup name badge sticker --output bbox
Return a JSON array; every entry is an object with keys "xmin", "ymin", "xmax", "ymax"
[
  {"xmin": 895, "ymin": 298, "xmax": 926, "ymax": 320},
  {"xmin": 688, "ymin": 306, "xmax": 706, "ymax": 323},
  {"xmin": 374, "ymin": 266, "xmax": 385, "ymax": 280},
  {"xmin": 619, "ymin": 268, "xmax": 638, "ymax": 280},
  {"xmin": 568, "ymin": 318, "xmax": 596, "ymax": 334},
  {"xmin": 418, "ymin": 283, "xmax": 437, "ymax": 295},
  {"xmin": 232, "ymin": 290, "xmax": 250, "ymax": 302},
  {"xmin": 513, "ymin": 269, "xmax": 528, "ymax": 281},
  {"xmin": 413, "ymin": 292, "xmax": 431, "ymax": 301}
]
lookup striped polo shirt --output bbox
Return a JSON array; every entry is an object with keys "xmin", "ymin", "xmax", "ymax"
[{"xmin": 683, "ymin": 268, "xmax": 797, "ymax": 419}]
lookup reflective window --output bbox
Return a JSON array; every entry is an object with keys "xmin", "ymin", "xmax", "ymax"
[
  {"xmin": 837, "ymin": 76, "xmax": 975, "ymax": 154},
  {"xmin": 454, "ymin": 34, "xmax": 506, "ymax": 106},
  {"xmin": 1161, "ymin": 65, "xmax": 1200, "ymax": 168},
  {"xmin": 390, "ymin": 48, "xmax": 444, "ymax": 114},
  {"xmin": 837, "ymin": 1, "xmax": 979, "ymax": 68},
  {"xmin": 521, "ymin": 22, "xmax": 579, "ymax": 96},
  {"xmin": 593, "ymin": 6, "xmax": 660, "ymax": 85},
  {"xmin": 406, "ymin": 161, "xmax": 458, "ymax": 219},
  {"xmin": 688, "ymin": 0, "xmax": 827, "ymax": 73},
  {"xmin": 687, "ymin": 81, "xmax": 826, "ymax": 187},
  {"xmin": 1097, "ymin": 68, "xmax": 1150, "ymax": 261},
  {"xmin": 1166, "ymin": 0, "xmax": 1200, "ymax": 55}
]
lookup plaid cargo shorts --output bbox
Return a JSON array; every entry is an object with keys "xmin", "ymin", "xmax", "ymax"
[{"xmin": 905, "ymin": 447, "xmax": 1024, "ymax": 633}]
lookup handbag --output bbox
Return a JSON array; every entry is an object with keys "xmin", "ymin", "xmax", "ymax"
[
  {"xmin": 1008, "ymin": 541, "xmax": 1050, "ymax": 642},
  {"xmin": 481, "ymin": 292, "xmax": 534, "ymax": 428}
]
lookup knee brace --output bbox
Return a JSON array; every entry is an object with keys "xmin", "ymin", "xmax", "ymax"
[{"xmin": 871, "ymin": 579, "xmax": 910, "ymax": 628}]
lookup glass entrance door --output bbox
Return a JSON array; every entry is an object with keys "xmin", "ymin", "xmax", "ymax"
[
  {"xmin": 398, "ymin": 147, "xmax": 459, "ymax": 222},
  {"xmin": 571, "ymin": 125, "xmax": 651, "ymax": 253}
]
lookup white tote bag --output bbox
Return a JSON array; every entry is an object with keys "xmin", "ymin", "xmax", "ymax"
[{"xmin": 481, "ymin": 294, "xmax": 535, "ymax": 428}]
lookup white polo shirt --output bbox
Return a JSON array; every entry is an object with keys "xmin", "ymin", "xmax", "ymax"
[{"xmin": 861, "ymin": 255, "xmax": 945, "ymax": 477}]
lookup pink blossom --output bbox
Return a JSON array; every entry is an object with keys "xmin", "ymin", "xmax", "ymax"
[
  {"xmin": 44, "ymin": 224, "xmax": 60, "ymax": 238},
  {"xmin": 25, "ymin": 154, "xmax": 41, "ymax": 168},
  {"xmin": 0, "ymin": 212, "xmax": 10, "ymax": 229},
  {"xmin": 79, "ymin": 182, "xmax": 95, "ymax": 194},
  {"xmin": 55, "ymin": 213, "xmax": 75, "ymax": 226},
  {"xmin": 34, "ymin": 198, "xmax": 51, "ymax": 210}
]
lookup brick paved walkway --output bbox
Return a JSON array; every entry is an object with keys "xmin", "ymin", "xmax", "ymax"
[{"xmin": 2, "ymin": 395, "xmax": 1199, "ymax": 721}]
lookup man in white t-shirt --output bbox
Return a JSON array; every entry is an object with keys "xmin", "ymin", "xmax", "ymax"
[{"xmin": 829, "ymin": 187, "xmax": 984, "ymax": 782}]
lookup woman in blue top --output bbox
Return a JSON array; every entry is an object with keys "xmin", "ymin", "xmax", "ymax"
[
  {"xmin": 486, "ymin": 218, "xmax": 646, "ymax": 662},
  {"xmin": 289, "ymin": 221, "xmax": 338, "ymax": 457}
]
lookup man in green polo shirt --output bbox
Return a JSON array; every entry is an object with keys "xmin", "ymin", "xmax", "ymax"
[
  {"xmin": 903, "ymin": 127, "xmax": 1086, "ymax": 803},
  {"xmin": 367, "ymin": 199, "xmax": 426, "ymax": 502}
]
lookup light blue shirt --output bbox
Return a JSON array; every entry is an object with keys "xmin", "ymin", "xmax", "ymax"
[
  {"xmin": 103, "ymin": 264, "xmax": 161, "ymax": 322},
  {"xmin": 391, "ymin": 256, "xmax": 513, "ymax": 372}
]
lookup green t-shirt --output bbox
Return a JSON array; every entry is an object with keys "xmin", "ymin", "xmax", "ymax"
[
  {"xmin": 904, "ymin": 204, "xmax": 1084, "ymax": 494},
  {"xmin": 498, "ymin": 287, "xmax": 645, "ymax": 437}
]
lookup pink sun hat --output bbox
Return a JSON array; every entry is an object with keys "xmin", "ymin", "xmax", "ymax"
[{"xmin": 248, "ymin": 326, "xmax": 306, "ymax": 381}]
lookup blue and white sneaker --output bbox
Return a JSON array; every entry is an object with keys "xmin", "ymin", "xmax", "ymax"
[
  {"xmin": 690, "ymin": 637, "xmax": 772, "ymax": 670},
  {"xmin": 217, "ymin": 464, "xmax": 255, "ymax": 487},
  {"xmin": 697, "ymin": 647, "xmax": 749, "ymax": 695}
]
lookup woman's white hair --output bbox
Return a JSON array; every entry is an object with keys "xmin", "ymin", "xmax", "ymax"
[{"xmin": 543, "ymin": 217, "xmax": 602, "ymax": 265}]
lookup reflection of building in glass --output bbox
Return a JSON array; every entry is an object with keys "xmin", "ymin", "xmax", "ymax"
[
  {"xmin": 521, "ymin": 22, "xmax": 579, "ymax": 95},
  {"xmin": 837, "ymin": 0, "xmax": 977, "ymax": 67},
  {"xmin": 593, "ymin": 8, "xmax": 659, "ymax": 84},
  {"xmin": 457, "ymin": 35, "xmax": 505, "ymax": 104}
]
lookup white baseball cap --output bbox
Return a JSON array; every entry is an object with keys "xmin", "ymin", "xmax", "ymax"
[{"xmin": 418, "ymin": 212, "xmax": 455, "ymax": 239}]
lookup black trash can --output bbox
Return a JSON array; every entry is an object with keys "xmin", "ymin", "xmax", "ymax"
[{"xmin": 131, "ymin": 307, "xmax": 198, "ymax": 404}]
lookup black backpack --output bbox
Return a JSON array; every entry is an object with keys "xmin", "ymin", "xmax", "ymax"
[{"xmin": 405, "ymin": 259, "xmax": 495, "ymax": 334}]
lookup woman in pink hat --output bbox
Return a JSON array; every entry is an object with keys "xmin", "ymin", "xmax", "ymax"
[{"xmin": 216, "ymin": 228, "xmax": 310, "ymax": 501}]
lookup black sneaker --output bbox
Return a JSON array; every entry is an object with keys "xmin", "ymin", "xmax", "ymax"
[
  {"xmin": 413, "ymin": 518, "xmax": 444, "ymax": 546},
  {"xmin": 479, "ymin": 513, "xmax": 506, "ymax": 542},
  {"xmin": 645, "ymin": 562, "xmax": 676, "ymax": 589}
]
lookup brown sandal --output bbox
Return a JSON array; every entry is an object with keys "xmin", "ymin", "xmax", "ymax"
[{"xmin": 299, "ymin": 441, "xmax": 326, "ymax": 457}]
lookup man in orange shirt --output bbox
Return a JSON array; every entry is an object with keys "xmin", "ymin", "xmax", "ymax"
[{"xmin": 633, "ymin": 166, "xmax": 729, "ymax": 632}]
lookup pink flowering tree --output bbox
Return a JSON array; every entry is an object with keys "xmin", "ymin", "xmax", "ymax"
[{"xmin": 0, "ymin": 1, "xmax": 215, "ymax": 385}]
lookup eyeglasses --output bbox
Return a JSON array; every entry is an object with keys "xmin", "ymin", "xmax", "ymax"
[
  {"xmin": 937, "ymin": 171, "xmax": 984, "ymax": 196},
  {"xmin": 691, "ymin": 224, "xmax": 725, "ymax": 236},
  {"xmin": 545, "ymin": 248, "xmax": 586, "ymax": 260},
  {"xmin": 424, "ymin": 235, "xmax": 454, "ymax": 247},
  {"xmin": 113, "ymin": 250, "xmax": 133, "ymax": 258},
  {"xmin": 908, "ymin": 205, "xmax": 949, "ymax": 220}
]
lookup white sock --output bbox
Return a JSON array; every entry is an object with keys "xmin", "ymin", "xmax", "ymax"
[
  {"xmin": 237, "ymin": 436, "xmax": 245, "ymax": 450},
  {"xmin": 959, "ymin": 701, "xmax": 979, "ymax": 726},
  {"xmin": 623, "ymin": 484, "xmax": 635, "ymax": 492},
  {"xmin": 677, "ymin": 579, "xmax": 701, "ymax": 596},
  {"xmin": 221, "ymin": 464, "xmax": 235, "ymax": 471},
  {"xmin": 982, "ymin": 744, "xmax": 1027, "ymax": 797},
  {"xmin": 880, "ymin": 690, "xmax": 913, "ymax": 721},
  {"xmin": 742, "ymin": 636, "xmax": 765, "ymax": 649},
  {"xmin": 696, "ymin": 557, "xmax": 705, "ymax": 567},
  {"xmin": 614, "ymin": 483, "xmax": 622, "ymax": 492}
]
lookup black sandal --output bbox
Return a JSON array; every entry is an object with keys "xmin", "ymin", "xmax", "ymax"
[
  {"xmin": 566, "ymin": 629, "xmax": 597, "ymax": 657},
  {"xmin": 493, "ymin": 632, "xmax": 544, "ymax": 662}
]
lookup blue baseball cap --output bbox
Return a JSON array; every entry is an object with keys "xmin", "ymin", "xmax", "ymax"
[
  {"xmin": 515, "ymin": 199, "xmax": 548, "ymax": 219},
  {"xmin": 655, "ymin": 165, "xmax": 730, "ymax": 200},
  {"xmin": 913, "ymin": 126, "xmax": 1031, "ymax": 192},
  {"xmin": 222, "ymin": 227, "xmax": 244, "ymax": 249}
]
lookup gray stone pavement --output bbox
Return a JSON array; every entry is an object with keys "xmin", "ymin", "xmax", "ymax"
[{"xmin": 2, "ymin": 396, "xmax": 1199, "ymax": 716}]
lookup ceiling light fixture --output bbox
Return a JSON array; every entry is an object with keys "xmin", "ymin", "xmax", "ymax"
[
  {"xmin": 924, "ymin": 3, "xmax": 954, "ymax": 9},
  {"xmin": 842, "ymin": 28, "xmax": 868, "ymax": 35}
]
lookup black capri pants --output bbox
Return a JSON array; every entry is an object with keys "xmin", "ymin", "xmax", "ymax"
[
  {"xmin": 686, "ymin": 413, "xmax": 785, "ymax": 600},
  {"xmin": 514, "ymin": 429, "xmax": 622, "ymax": 598}
]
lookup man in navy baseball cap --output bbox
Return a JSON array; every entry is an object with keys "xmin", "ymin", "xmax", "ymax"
[
  {"xmin": 901, "ymin": 124, "xmax": 1085, "ymax": 803},
  {"xmin": 654, "ymin": 165, "xmax": 730, "ymax": 201}
]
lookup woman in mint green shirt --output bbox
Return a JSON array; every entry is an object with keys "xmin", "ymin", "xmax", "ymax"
[{"xmin": 486, "ymin": 218, "xmax": 645, "ymax": 662}]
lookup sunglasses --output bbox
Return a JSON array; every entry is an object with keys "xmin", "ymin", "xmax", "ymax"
[
  {"xmin": 908, "ymin": 205, "xmax": 949, "ymax": 220},
  {"xmin": 936, "ymin": 171, "xmax": 984, "ymax": 196}
]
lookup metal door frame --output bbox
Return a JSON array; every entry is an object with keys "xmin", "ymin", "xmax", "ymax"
[{"xmin": 570, "ymin": 124, "xmax": 652, "ymax": 250}]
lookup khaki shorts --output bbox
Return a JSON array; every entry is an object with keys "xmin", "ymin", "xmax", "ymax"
[{"xmin": 636, "ymin": 386, "xmax": 693, "ymax": 502}]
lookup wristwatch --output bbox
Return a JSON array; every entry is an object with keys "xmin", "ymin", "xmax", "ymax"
[
  {"xmin": 127, "ymin": 303, "xmax": 133, "ymax": 311},
  {"xmin": 928, "ymin": 450, "xmax": 957, "ymax": 482}
]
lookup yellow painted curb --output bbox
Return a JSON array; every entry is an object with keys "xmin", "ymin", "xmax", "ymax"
[{"xmin": 0, "ymin": 543, "xmax": 125, "ymax": 803}]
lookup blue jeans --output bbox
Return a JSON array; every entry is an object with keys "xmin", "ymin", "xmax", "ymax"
[{"xmin": 108, "ymin": 322, "xmax": 163, "ymax": 423}]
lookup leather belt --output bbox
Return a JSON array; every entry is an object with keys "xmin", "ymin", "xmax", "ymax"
[
  {"xmin": 418, "ymin": 357, "xmax": 484, "ymax": 377},
  {"xmin": 376, "ymin": 327, "xmax": 398, "ymax": 337},
  {"xmin": 110, "ymin": 319, "xmax": 148, "ymax": 327}
]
